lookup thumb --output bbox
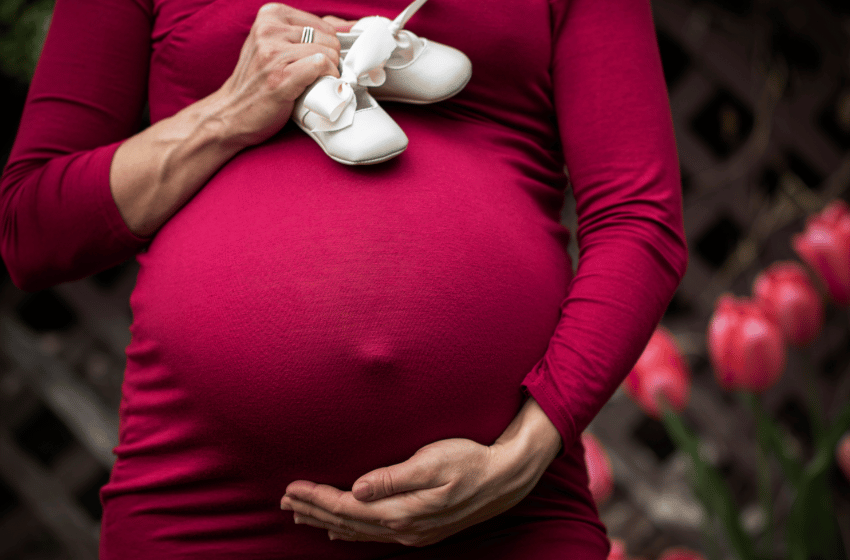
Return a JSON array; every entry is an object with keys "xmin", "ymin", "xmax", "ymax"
[{"xmin": 352, "ymin": 453, "xmax": 442, "ymax": 502}]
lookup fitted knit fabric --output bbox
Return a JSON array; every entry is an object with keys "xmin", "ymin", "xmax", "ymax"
[{"xmin": 1, "ymin": 0, "xmax": 687, "ymax": 557}]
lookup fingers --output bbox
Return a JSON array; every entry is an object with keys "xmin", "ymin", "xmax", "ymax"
[
  {"xmin": 258, "ymin": 3, "xmax": 336, "ymax": 35},
  {"xmin": 284, "ymin": 482, "xmax": 385, "ymax": 524},
  {"xmin": 254, "ymin": 4, "xmax": 341, "ymax": 51},
  {"xmin": 272, "ymin": 50, "xmax": 339, "ymax": 98},
  {"xmin": 353, "ymin": 455, "xmax": 445, "ymax": 502},
  {"xmin": 284, "ymin": 497, "xmax": 397, "ymax": 540}
]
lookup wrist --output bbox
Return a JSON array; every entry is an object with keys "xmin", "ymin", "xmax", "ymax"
[
  {"xmin": 488, "ymin": 397, "xmax": 562, "ymax": 489},
  {"xmin": 110, "ymin": 92, "xmax": 243, "ymax": 237}
]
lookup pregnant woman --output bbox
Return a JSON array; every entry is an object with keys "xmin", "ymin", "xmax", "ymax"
[{"xmin": 0, "ymin": 0, "xmax": 687, "ymax": 557}]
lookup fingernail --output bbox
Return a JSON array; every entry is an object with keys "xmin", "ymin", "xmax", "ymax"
[
  {"xmin": 293, "ymin": 514, "xmax": 302, "ymax": 524},
  {"xmin": 352, "ymin": 481, "xmax": 372, "ymax": 500},
  {"xmin": 329, "ymin": 532, "xmax": 336, "ymax": 541}
]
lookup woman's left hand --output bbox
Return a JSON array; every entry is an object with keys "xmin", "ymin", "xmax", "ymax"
[{"xmin": 280, "ymin": 398, "xmax": 562, "ymax": 547}]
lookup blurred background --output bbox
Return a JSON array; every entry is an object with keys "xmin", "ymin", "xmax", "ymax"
[{"xmin": 1, "ymin": 0, "xmax": 849, "ymax": 558}]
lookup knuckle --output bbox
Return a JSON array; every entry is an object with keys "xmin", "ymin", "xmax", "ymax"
[
  {"xmin": 256, "ymin": 43, "xmax": 279, "ymax": 65},
  {"xmin": 385, "ymin": 516, "xmax": 412, "ymax": 532},
  {"xmin": 380, "ymin": 472, "xmax": 397, "ymax": 497},
  {"xmin": 328, "ymin": 496, "xmax": 347, "ymax": 518},
  {"xmin": 258, "ymin": 2, "xmax": 281, "ymax": 15},
  {"xmin": 310, "ymin": 53, "xmax": 329, "ymax": 69},
  {"xmin": 254, "ymin": 21, "xmax": 279, "ymax": 38}
]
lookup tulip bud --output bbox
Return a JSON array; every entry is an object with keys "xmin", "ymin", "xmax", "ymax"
[
  {"xmin": 792, "ymin": 199, "xmax": 850, "ymax": 305},
  {"xmin": 753, "ymin": 261, "xmax": 824, "ymax": 346},
  {"xmin": 607, "ymin": 538, "xmax": 628, "ymax": 560},
  {"xmin": 707, "ymin": 295, "xmax": 786, "ymax": 392},
  {"xmin": 838, "ymin": 432, "xmax": 850, "ymax": 483},
  {"xmin": 625, "ymin": 326, "xmax": 690, "ymax": 418},
  {"xmin": 658, "ymin": 547, "xmax": 707, "ymax": 560},
  {"xmin": 582, "ymin": 432, "xmax": 614, "ymax": 506}
]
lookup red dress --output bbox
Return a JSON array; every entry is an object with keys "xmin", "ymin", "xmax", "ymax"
[{"xmin": 1, "ymin": 0, "xmax": 687, "ymax": 557}]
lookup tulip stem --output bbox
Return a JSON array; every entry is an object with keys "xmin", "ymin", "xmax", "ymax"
[
  {"xmin": 739, "ymin": 393, "xmax": 802, "ymax": 488},
  {"xmin": 799, "ymin": 351, "xmax": 827, "ymax": 447},
  {"xmin": 701, "ymin": 514, "xmax": 724, "ymax": 560},
  {"xmin": 661, "ymin": 407, "xmax": 757, "ymax": 560},
  {"xmin": 751, "ymin": 394, "xmax": 774, "ymax": 559}
]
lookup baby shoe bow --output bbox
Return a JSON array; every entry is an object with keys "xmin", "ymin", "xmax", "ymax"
[
  {"xmin": 338, "ymin": 0, "xmax": 472, "ymax": 104},
  {"xmin": 297, "ymin": 17, "xmax": 400, "ymax": 133}
]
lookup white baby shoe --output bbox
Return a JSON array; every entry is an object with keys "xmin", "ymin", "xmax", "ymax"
[
  {"xmin": 292, "ymin": 78, "xmax": 408, "ymax": 165},
  {"xmin": 337, "ymin": 0, "xmax": 472, "ymax": 104},
  {"xmin": 292, "ymin": 0, "xmax": 471, "ymax": 165},
  {"xmin": 292, "ymin": 18, "xmax": 409, "ymax": 165}
]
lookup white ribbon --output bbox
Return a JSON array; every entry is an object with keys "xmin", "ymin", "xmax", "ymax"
[{"xmin": 300, "ymin": 0, "xmax": 428, "ymax": 132}]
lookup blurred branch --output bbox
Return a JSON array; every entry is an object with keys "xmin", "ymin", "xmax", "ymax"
[{"xmin": 697, "ymin": 153, "xmax": 850, "ymax": 310}]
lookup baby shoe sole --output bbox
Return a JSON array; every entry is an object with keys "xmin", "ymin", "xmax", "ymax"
[{"xmin": 294, "ymin": 121, "xmax": 407, "ymax": 165}]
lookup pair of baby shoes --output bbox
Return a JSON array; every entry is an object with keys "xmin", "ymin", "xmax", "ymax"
[{"xmin": 292, "ymin": 0, "xmax": 472, "ymax": 165}]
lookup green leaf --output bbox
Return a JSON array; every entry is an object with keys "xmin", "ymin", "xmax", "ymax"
[{"xmin": 786, "ymin": 470, "xmax": 843, "ymax": 560}]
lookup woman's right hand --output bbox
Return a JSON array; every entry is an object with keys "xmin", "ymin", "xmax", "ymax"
[
  {"xmin": 110, "ymin": 4, "xmax": 347, "ymax": 237},
  {"xmin": 215, "ymin": 3, "xmax": 343, "ymax": 150}
]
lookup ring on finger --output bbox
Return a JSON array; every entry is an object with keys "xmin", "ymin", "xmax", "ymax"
[{"xmin": 300, "ymin": 26, "xmax": 315, "ymax": 44}]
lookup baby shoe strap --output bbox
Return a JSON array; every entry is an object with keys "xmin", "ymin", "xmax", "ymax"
[{"xmin": 389, "ymin": 0, "xmax": 428, "ymax": 35}]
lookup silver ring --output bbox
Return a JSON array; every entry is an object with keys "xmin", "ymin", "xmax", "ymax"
[{"xmin": 300, "ymin": 26, "xmax": 315, "ymax": 44}]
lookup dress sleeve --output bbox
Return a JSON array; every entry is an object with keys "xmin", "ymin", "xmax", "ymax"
[
  {"xmin": 0, "ymin": 0, "xmax": 154, "ymax": 292},
  {"xmin": 521, "ymin": 0, "xmax": 688, "ymax": 456}
]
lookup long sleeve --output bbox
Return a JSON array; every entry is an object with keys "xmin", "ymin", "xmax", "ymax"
[
  {"xmin": 521, "ymin": 0, "xmax": 688, "ymax": 455},
  {"xmin": 0, "ymin": 0, "xmax": 153, "ymax": 292}
]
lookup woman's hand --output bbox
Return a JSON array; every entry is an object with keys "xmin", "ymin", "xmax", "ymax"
[
  {"xmin": 111, "ymin": 4, "xmax": 350, "ymax": 237},
  {"xmin": 280, "ymin": 398, "xmax": 562, "ymax": 547},
  {"xmin": 213, "ymin": 4, "xmax": 344, "ymax": 149}
]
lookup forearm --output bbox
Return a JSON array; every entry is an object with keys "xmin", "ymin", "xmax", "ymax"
[{"xmin": 110, "ymin": 91, "xmax": 245, "ymax": 237}]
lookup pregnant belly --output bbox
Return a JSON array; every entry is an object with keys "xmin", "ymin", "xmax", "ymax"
[{"xmin": 121, "ymin": 125, "xmax": 571, "ymax": 491}]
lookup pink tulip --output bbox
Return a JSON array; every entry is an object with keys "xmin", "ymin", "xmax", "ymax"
[
  {"xmin": 625, "ymin": 326, "xmax": 690, "ymax": 418},
  {"xmin": 658, "ymin": 547, "xmax": 707, "ymax": 560},
  {"xmin": 707, "ymin": 295, "xmax": 786, "ymax": 392},
  {"xmin": 793, "ymin": 199, "xmax": 850, "ymax": 305},
  {"xmin": 582, "ymin": 432, "xmax": 614, "ymax": 506},
  {"xmin": 753, "ymin": 261, "xmax": 824, "ymax": 346},
  {"xmin": 838, "ymin": 432, "xmax": 850, "ymax": 483},
  {"xmin": 606, "ymin": 538, "xmax": 627, "ymax": 560}
]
